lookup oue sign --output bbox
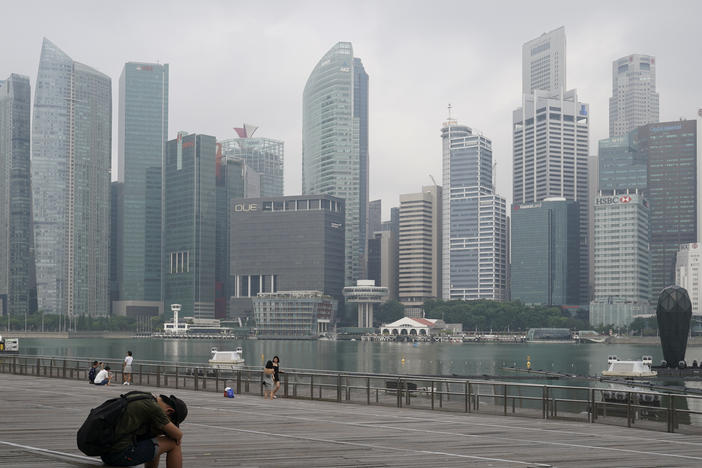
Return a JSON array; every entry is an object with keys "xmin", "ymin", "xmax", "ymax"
[{"xmin": 234, "ymin": 203, "xmax": 258, "ymax": 212}]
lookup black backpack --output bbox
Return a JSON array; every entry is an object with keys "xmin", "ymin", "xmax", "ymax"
[{"xmin": 76, "ymin": 391, "xmax": 154, "ymax": 456}]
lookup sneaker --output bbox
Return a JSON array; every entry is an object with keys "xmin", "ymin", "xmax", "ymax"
[
  {"xmin": 123, "ymin": 382, "xmax": 128, "ymax": 385},
  {"xmin": 272, "ymin": 395, "xmax": 277, "ymax": 399}
]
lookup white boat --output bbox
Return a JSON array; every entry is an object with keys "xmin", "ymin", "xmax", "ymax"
[
  {"xmin": 602, "ymin": 355, "xmax": 657, "ymax": 377},
  {"xmin": 208, "ymin": 347, "xmax": 245, "ymax": 370}
]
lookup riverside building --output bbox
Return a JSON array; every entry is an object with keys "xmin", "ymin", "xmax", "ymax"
[
  {"xmin": 219, "ymin": 125, "xmax": 283, "ymax": 197},
  {"xmin": 675, "ymin": 243, "xmax": 702, "ymax": 318},
  {"xmin": 303, "ymin": 42, "xmax": 368, "ymax": 286},
  {"xmin": 252, "ymin": 291, "xmax": 336, "ymax": 338},
  {"xmin": 442, "ymin": 118, "xmax": 508, "ymax": 301},
  {"xmin": 32, "ymin": 39, "xmax": 111, "ymax": 318},
  {"xmin": 113, "ymin": 62, "xmax": 168, "ymax": 318},
  {"xmin": 163, "ymin": 133, "xmax": 217, "ymax": 320},
  {"xmin": 511, "ymin": 199, "xmax": 580, "ymax": 305},
  {"xmin": 229, "ymin": 195, "xmax": 345, "ymax": 319},
  {"xmin": 398, "ymin": 185, "xmax": 442, "ymax": 316},
  {"xmin": 609, "ymin": 54, "xmax": 659, "ymax": 137},
  {"xmin": 0, "ymin": 74, "xmax": 36, "ymax": 320},
  {"xmin": 590, "ymin": 191, "xmax": 651, "ymax": 327}
]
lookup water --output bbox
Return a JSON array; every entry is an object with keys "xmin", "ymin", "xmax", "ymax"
[{"xmin": 19, "ymin": 337, "xmax": 702, "ymax": 379}]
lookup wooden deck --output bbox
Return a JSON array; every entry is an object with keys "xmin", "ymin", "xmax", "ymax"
[{"xmin": 2, "ymin": 374, "xmax": 702, "ymax": 467}]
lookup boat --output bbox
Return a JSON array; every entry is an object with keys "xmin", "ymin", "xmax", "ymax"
[
  {"xmin": 208, "ymin": 346, "xmax": 245, "ymax": 370},
  {"xmin": 602, "ymin": 355, "xmax": 657, "ymax": 377},
  {"xmin": 0, "ymin": 336, "xmax": 19, "ymax": 354}
]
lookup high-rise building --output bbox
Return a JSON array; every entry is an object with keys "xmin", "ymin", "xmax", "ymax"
[
  {"xmin": 598, "ymin": 133, "xmax": 647, "ymax": 192},
  {"xmin": 214, "ymin": 144, "xmax": 261, "ymax": 318},
  {"xmin": 368, "ymin": 199, "xmax": 382, "ymax": 239},
  {"xmin": 609, "ymin": 54, "xmax": 659, "ymax": 137},
  {"xmin": 676, "ymin": 243, "xmax": 702, "ymax": 317},
  {"xmin": 398, "ymin": 186, "xmax": 442, "ymax": 316},
  {"xmin": 32, "ymin": 38, "xmax": 111, "ymax": 318},
  {"xmin": 220, "ymin": 125, "xmax": 283, "ymax": 197},
  {"xmin": 253, "ymin": 291, "xmax": 336, "ymax": 338},
  {"xmin": 228, "ymin": 195, "xmax": 345, "ymax": 319},
  {"xmin": 511, "ymin": 199, "xmax": 580, "ymax": 305},
  {"xmin": 0, "ymin": 74, "xmax": 36, "ymax": 320},
  {"xmin": 163, "ymin": 133, "xmax": 217, "ymax": 320},
  {"xmin": 512, "ymin": 89, "xmax": 590, "ymax": 303},
  {"xmin": 590, "ymin": 191, "xmax": 650, "ymax": 327},
  {"xmin": 644, "ymin": 120, "xmax": 700, "ymax": 299},
  {"xmin": 113, "ymin": 62, "xmax": 168, "ymax": 318},
  {"xmin": 367, "ymin": 230, "xmax": 398, "ymax": 301},
  {"xmin": 442, "ymin": 119, "xmax": 508, "ymax": 301},
  {"xmin": 522, "ymin": 26, "xmax": 566, "ymax": 95},
  {"xmin": 303, "ymin": 42, "xmax": 368, "ymax": 285}
]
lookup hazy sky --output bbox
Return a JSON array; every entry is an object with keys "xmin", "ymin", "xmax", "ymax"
[{"xmin": 2, "ymin": 0, "xmax": 701, "ymax": 218}]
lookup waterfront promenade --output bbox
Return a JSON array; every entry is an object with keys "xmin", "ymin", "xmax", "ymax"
[{"xmin": 2, "ymin": 374, "xmax": 702, "ymax": 467}]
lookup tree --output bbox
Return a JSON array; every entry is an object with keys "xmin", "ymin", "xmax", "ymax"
[{"xmin": 375, "ymin": 300, "xmax": 405, "ymax": 326}]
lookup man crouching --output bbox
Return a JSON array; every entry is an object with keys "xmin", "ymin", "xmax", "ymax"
[{"xmin": 101, "ymin": 393, "xmax": 187, "ymax": 468}]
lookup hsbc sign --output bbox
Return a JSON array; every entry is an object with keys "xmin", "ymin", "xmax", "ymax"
[{"xmin": 596, "ymin": 195, "xmax": 634, "ymax": 205}]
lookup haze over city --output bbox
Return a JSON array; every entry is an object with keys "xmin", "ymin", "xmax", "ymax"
[{"xmin": 1, "ymin": 0, "xmax": 700, "ymax": 215}]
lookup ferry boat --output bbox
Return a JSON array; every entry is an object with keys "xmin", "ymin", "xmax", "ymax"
[
  {"xmin": 0, "ymin": 336, "xmax": 19, "ymax": 354},
  {"xmin": 208, "ymin": 347, "xmax": 245, "ymax": 370},
  {"xmin": 602, "ymin": 355, "xmax": 657, "ymax": 377}
]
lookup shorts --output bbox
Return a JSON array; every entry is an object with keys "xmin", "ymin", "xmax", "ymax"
[
  {"xmin": 95, "ymin": 379, "xmax": 109, "ymax": 386},
  {"xmin": 101, "ymin": 438, "xmax": 158, "ymax": 466},
  {"xmin": 124, "ymin": 365, "xmax": 133, "ymax": 374},
  {"xmin": 263, "ymin": 379, "xmax": 273, "ymax": 390}
]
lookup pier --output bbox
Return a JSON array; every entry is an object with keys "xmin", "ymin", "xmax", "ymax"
[{"xmin": 1, "ymin": 359, "xmax": 702, "ymax": 467}]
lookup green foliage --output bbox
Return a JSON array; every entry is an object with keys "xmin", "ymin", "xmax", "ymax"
[
  {"xmin": 423, "ymin": 299, "xmax": 589, "ymax": 331},
  {"xmin": 375, "ymin": 300, "xmax": 405, "ymax": 326},
  {"xmin": 1, "ymin": 309, "xmax": 164, "ymax": 332}
]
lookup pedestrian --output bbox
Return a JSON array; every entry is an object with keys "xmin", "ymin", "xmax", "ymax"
[
  {"xmin": 271, "ymin": 356, "xmax": 283, "ymax": 399},
  {"xmin": 88, "ymin": 360, "xmax": 99, "ymax": 384},
  {"xmin": 262, "ymin": 360, "xmax": 274, "ymax": 399},
  {"xmin": 123, "ymin": 351, "xmax": 133, "ymax": 386},
  {"xmin": 94, "ymin": 366, "xmax": 112, "ymax": 386},
  {"xmin": 81, "ymin": 391, "xmax": 187, "ymax": 467}
]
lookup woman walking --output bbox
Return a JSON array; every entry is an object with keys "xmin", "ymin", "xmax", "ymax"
[
  {"xmin": 262, "ymin": 360, "xmax": 275, "ymax": 399},
  {"xmin": 271, "ymin": 356, "xmax": 283, "ymax": 399}
]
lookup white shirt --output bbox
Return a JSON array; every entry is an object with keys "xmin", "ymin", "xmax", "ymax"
[
  {"xmin": 95, "ymin": 369, "xmax": 109, "ymax": 382},
  {"xmin": 124, "ymin": 356, "xmax": 133, "ymax": 366}
]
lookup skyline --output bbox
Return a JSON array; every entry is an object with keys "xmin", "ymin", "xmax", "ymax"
[{"xmin": 1, "ymin": 1, "xmax": 701, "ymax": 218}]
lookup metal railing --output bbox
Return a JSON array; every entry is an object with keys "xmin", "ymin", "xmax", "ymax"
[{"xmin": 2, "ymin": 354, "xmax": 701, "ymax": 434}]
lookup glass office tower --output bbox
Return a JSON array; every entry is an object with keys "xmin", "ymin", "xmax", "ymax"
[
  {"xmin": 0, "ymin": 74, "xmax": 36, "ymax": 320},
  {"xmin": 303, "ymin": 42, "xmax": 369, "ymax": 285},
  {"xmin": 114, "ymin": 62, "xmax": 168, "ymax": 317},
  {"xmin": 163, "ymin": 133, "xmax": 217, "ymax": 320},
  {"xmin": 32, "ymin": 38, "xmax": 111, "ymax": 318},
  {"xmin": 220, "ymin": 127, "xmax": 283, "ymax": 197}
]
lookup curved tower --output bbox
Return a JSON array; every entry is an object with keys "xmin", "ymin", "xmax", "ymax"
[{"xmin": 303, "ymin": 42, "xmax": 368, "ymax": 286}]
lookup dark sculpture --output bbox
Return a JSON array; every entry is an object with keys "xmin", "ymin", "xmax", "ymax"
[{"xmin": 656, "ymin": 285, "xmax": 692, "ymax": 367}]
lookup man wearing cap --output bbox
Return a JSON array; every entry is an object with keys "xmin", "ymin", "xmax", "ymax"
[{"xmin": 100, "ymin": 393, "xmax": 188, "ymax": 468}]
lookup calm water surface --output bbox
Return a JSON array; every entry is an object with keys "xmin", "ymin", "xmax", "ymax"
[{"xmin": 20, "ymin": 337, "xmax": 702, "ymax": 380}]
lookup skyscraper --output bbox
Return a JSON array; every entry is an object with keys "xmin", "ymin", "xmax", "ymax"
[
  {"xmin": 113, "ymin": 62, "xmax": 168, "ymax": 317},
  {"xmin": 32, "ymin": 38, "xmax": 111, "ymax": 318},
  {"xmin": 303, "ymin": 42, "xmax": 369, "ymax": 285},
  {"xmin": 609, "ymin": 54, "xmax": 659, "ymax": 137},
  {"xmin": 511, "ymin": 199, "xmax": 580, "ymax": 305},
  {"xmin": 590, "ymin": 191, "xmax": 650, "ymax": 327},
  {"xmin": 368, "ymin": 199, "xmax": 382, "ymax": 239},
  {"xmin": 522, "ymin": 26, "xmax": 566, "ymax": 95},
  {"xmin": 220, "ymin": 125, "xmax": 283, "ymax": 197},
  {"xmin": 0, "ymin": 74, "xmax": 36, "ymax": 320},
  {"xmin": 398, "ymin": 186, "xmax": 442, "ymax": 316},
  {"xmin": 442, "ymin": 118, "xmax": 508, "ymax": 301},
  {"xmin": 163, "ymin": 133, "xmax": 217, "ymax": 320}
]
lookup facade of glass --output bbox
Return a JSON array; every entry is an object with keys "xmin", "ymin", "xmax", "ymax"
[
  {"xmin": 609, "ymin": 54, "xmax": 659, "ymax": 137},
  {"xmin": 113, "ymin": 62, "xmax": 168, "ymax": 317},
  {"xmin": 220, "ymin": 134, "xmax": 282, "ymax": 197},
  {"xmin": 163, "ymin": 133, "xmax": 217, "ymax": 320},
  {"xmin": 303, "ymin": 42, "xmax": 368, "ymax": 285},
  {"xmin": 441, "ymin": 120, "xmax": 508, "ymax": 301},
  {"xmin": 590, "ymin": 191, "xmax": 651, "ymax": 327},
  {"xmin": 229, "ymin": 195, "xmax": 345, "ymax": 319},
  {"xmin": 511, "ymin": 199, "xmax": 580, "ymax": 305},
  {"xmin": 598, "ymin": 133, "xmax": 647, "ymax": 192},
  {"xmin": 0, "ymin": 74, "xmax": 36, "ymax": 319},
  {"xmin": 32, "ymin": 39, "xmax": 111, "ymax": 317},
  {"xmin": 512, "ymin": 89, "xmax": 590, "ymax": 303},
  {"xmin": 253, "ymin": 291, "xmax": 336, "ymax": 338}
]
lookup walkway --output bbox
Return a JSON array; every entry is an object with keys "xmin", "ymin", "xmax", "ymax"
[{"xmin": 2, "ymin": 374, "xmax": 702, "ymax": 467}]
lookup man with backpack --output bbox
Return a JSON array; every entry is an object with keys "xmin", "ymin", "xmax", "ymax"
[
  {"xmin": 88, "ymin": 360, "xmax": 99, "ymax": 384},
  {"xmin": 77, "ymin": 391, "xmax": 187, "ymax": 467}
]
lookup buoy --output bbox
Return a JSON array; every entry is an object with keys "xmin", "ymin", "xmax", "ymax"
[{"xmin": 526, "ymin": 355, "xmax": 531, "ymax": 370}]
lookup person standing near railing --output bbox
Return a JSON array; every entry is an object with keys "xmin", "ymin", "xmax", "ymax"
[
  {"xmin": 123, "ymin": 351, "xmax": 133, "ymax": 386},
  {"xmin": 262, "ymin": 360, "xmax": 275, "ymax": 399},
  {"xmin": 272, "ymin": 356, "xmax": 283, "ymax": 399}
]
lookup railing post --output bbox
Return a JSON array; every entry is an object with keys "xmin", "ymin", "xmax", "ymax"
[
  {"xmin": 237, "ymin": 370, "xmax": 242, "ymax": 394},
  {"xmin": 215, "ymin": 369, "xmax": 219, "ymax": 393},
  {"xmin": 310, "ymin": 375, "xmax": 314, "ymax": 400},
  {"xmin": 504, "ymin": 384, "xmax": 508, "ymax": 416},
  {"xmin": 139, "ymin": 364, "xmax": 143, "ymax": 386},
  {"xmin": 626, "ymin": 391, "xmax": 632, "ymax": 428},
  {"xmin": 36, "ymin": 358, "xmax": 40, "ymax": 376},
  {"xmin": 590, "ymin": 388, "xmax": 596, "ymax": 422},
  {"xmin": 366, "ymin": 377, "xmax": 370, "ymax": 405},
  {"xmin": 157, "ymin": 366, "xmax": 161, "ymax": 388},
  {"xmin": 542, "ymin": 386, "xmax": 547, "ymax": 419},
  {"xmin": 282, "ymin": 373, "xmax": 287, "ymax": 398},
  {"xmin": 431, "ymin": 381, "xmax": 435, "ymax": 410},
  {"xmin": 175, "ymin": 366, "xmax": 179, "ymax": 389},
  {"xmin": 465, "ymin": 381, "xmax": 469, "ymax": 413},
  {"xmin": 194, "ymin": 368, "xmax": 199, "ymax": 391},
  {"xmin": 62, "ymin": 359, "xmax": 66, "ymax": 378},
  {"xmin": 397, "ymin": 378, "xmax": 402, "ymax": 408},
  {"xmin": 75, "ymin": 360, "xmax": 80, "ymax": 380}
]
